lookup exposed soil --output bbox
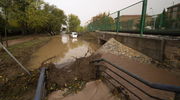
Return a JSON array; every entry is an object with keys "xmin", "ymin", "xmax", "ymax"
[
  {"xmin": 46, "ymin": 54, "xmax": 101, "ymax": 93},
  {"xmin": 0, "ymin": 33, "xmax": 101, "ymax": 100},
  {"xmin": 0, "ymin": 36, "xmax": 50, "ymax": 82},
  {"xmin": 0, "ymin": 70, "xmax": 39, "ymax": 100},
  {"xmin": 0, "ymin": 33, "xmax": 102, "ymax": 100},
  {"xmin": 48, "ymin": 80, "xmax": 121, "ymax": 100},
  {"xmin": 0, "ymin": 35, "xmax": 50, "ymax": 100},
  {"xmin": 5, "ymin": 36, "xmax": 34, "ymax": 46}
]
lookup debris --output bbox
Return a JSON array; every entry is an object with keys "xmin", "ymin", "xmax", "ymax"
[
  {"xmin": 97, "ymin": 38, "xmax": 153, "ymax": 64},
  {"xmin": 46, "ymin": 54, "xmax": 101, "ymax": 94}
]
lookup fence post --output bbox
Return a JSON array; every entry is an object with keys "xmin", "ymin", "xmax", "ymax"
[
  {"xmin": 118, "ymin": 11, "xmax": 121, "ymax": 31},
  {"xmin": 116, "ymin": 11, "xmax": 120, "ymax": 32},
  {"xmin": 159, "ymin": 12, "xmax": 164, "ymax": 29},
  {"xmin": 140, "ymin": 0, "xmax": 147, "ymax": 36}
]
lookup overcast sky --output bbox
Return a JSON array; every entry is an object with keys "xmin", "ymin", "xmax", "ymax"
[{"xmin": 44, "ymin": 0, "xmax": 180, "ymax": 26}]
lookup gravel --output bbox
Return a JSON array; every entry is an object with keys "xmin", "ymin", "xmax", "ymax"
[{"xmin": 97, "ymin": 38, "xmax": 153, "ymax": 64}]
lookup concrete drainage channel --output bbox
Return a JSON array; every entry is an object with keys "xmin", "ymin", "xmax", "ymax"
[
  {"xmin": 33, "ymin": 38, "xmax": 180, "ymax": 100},
  {"xmin": 91, "ymin": 58, "xmax": 180, "ymax": 100},
  {"xmin": 34, "ymin": 62, "xmax": 180, "ymax": 100},
  {"xmin": 33, "ymin": 66, "xmax": 117, "ymax": 100}
]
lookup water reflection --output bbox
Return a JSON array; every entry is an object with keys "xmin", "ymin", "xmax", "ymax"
[
  {"xmin": 27, "ymin": 34, "xmax": 98, "ymax": 70},
  {"xmin": 72, "ymin": 38, "xmax": 78, "ymax": 43},
  {"xmin": 61, "ymin": 34, "xmax": 69, "ymax": 44}
]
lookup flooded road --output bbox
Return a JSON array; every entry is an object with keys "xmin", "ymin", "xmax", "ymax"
[{"xmin": 27, "ymin": 34, "xmax": 98, "ymax": 70}]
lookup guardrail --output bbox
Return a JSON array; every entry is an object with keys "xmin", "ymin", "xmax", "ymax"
[
  {"xmin": 90, "ymin": 58, "xmax": 180, "ymax": 100},
  {"xmin": 34, "ymin": 67, "xmax": 46, "ymax": 100}
]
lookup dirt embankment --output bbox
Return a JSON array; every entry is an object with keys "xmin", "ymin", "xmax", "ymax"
[
  {"xmin": 0, "ymin": 53, "xmax": 101, "ymax": 100},
  {"xmin": 46, "ymin": 54, "xmax": 101, "ymax": 93},
  {"xmin": 0, "ymin": 34, "xmax": 101, "ymax": 100},
  {"xmin": 0, "ymin": 36, "xmax": 50, "ymax": 100}
]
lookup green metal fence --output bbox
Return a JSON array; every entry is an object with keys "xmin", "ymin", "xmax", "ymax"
[
  {"xmin": 145, "ymin": 1, "xmax": 180, "ymax": 32},
  {"xmin": 87, "ymin": 0, "xmax": 180, "ymax": 35},
  {"xmin": 87, "ymin": 0, "xmax": 145, "ymax": 35}
]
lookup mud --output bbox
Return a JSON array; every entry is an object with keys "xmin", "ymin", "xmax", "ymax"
[
  {"xmin": 0, "ymin": 71, "xmax": 39, "ymax": 100},
  {"xmin": 48, "ymin": 80, "xmax": 120, "ymax": 100},
  {"xmin": 46, "ymin": 54, "xmax": 101, "ymax": 93},
  {"xmin": 28, "ymin": 34, "xmax": 99, "ymax": 70},
  {"xmin": 0, "ymin": 36, "xmax": 50, "ymax": 100},
  {"xmin": 0, "ymin": 33, "xmax": 101, "ymax": 100},
  {"xmin": 0, "ymin": 36, "xmax": 50, "ymax": 83}
]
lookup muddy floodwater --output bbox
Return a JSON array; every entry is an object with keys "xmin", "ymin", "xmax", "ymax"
[{"xmin": 27, "ymin": 34, "xmax": 98, "ymax": 70}]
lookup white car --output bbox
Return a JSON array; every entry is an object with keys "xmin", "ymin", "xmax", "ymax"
[{"xmin": 71, "ymin": 32, "xmax": 78, "ymax": 38}]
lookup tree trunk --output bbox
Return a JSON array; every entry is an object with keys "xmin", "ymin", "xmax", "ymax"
[
  {"xmin": 0, "ymin": 33, "xmax": 3, "ymax": 44},
  {"xmin": 21, "ymin": 21, "xmax": 27, "ymax": 35},
  {"xmin": 4, "ymin": 8, "xmax": 8, "ymax": 47}
]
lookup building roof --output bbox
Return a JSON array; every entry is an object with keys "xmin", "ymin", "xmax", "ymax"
[
  {"xmin": 167, "ymin": 3, "xmax": 180, "ymax": 9},
  {"xmin": 120, "ymin": 15, "xmax": 151, "ymax": 18}
]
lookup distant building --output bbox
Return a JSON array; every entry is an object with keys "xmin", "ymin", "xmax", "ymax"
[
  {"xmin": 119, "ymin": 15, "xmax": 152, "ymax": 30},
  {"xmin": 167, "ymin": 3, "xmax": 180, "ymax": 29}
]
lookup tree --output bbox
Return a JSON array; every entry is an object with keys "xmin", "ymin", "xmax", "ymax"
[
  {"xmin": 13, "ymin": 0, "xmax": 30, "ymax": 35},
  {"xmin": 26, "ymin": 1, "xmax": 49, "ymax": 33},
  {"xmin": 77, "ymin": 26, "xmax": 84, "ymax": 32},
  {"xmin": 87, "ymin": 12, "xmax": 115, "ymax": 31},
  {"xmin": 44, "ymin": 4, "xmax": 66, "ymax": 34},
  {"xmin": 68, "ymin": 14, "xmax": 80, "ymax": 32},
  {"xmin": 0, "ymin": 0, "xmax": 13, "ymax": 47},
  {"xmin": 0, "ymin": 13, "xmax": 4, "ymax": 44},
  {"xmin": 0, "ymin": 0, "xmax": 67, "ymax": 36}
]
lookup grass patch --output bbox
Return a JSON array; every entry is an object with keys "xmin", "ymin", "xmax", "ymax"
[
  {"xmin": 0, "ymin": 36, "xmax": 50, "ymax": 82},
  {"xmin": 2, "ymin": 36, "xmax": 22, "ymax": 41},
  {"xmin": 1, "ymin": 37, "xmax": 49, "ymax": 60},
  {"xmin": 0, "ymin": 36, "xmax": 50, "ymax": 100}
]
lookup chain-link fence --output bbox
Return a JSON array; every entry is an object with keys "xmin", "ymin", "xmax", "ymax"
[
  {"xmin": 87, "ymin": 0, "xmax": 180, "ymax": 35},
  {"xmin": 145, "ymin": 0, "xmax": 180, "ymax": 32},
  {"xmin": 87, "ymin": 1, "xmax": 143, "ymax": 33}
]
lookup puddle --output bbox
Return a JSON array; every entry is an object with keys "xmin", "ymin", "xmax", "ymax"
[{"xmin": 27, "ymin": 34, "xmax": 98, "ymax": 70}]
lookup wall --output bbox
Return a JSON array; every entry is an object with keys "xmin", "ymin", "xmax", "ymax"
[{"xmin": 97, "ymin": 32, "xmax": 180, "ymax": 69}]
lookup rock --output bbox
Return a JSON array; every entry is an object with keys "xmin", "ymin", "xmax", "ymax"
[{"xmin": 97, "ymin": 38, "xmax": 152, "ymax": 64}]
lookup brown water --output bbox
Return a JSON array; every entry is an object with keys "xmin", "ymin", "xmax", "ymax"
[
  {"xmin": 27, "ymin": 34, "xmax": 98, "ymax": 70},
  {"xmin": 48, "ymin": 80, "xmax": 119, "ymax": 100}
]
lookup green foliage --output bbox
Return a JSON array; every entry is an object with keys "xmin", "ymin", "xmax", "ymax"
[
  {"xmin": 44, "ymin": 4, "xmax": 66, "ymax": 33},
  {"xmin": 77, "ymin": 26, "xmax": 84, "ymax": 32},
  {"xmin": 0, "ymin": 14, "xmax": 5, "ymax": 31},
  {"xmin": 26, "ymin": 1, "xmax": 48, "ymax": 32},
  {"xmin": 0, "ymin": 0, "xmax": 67, "ymax": 35},
  {"xmin": 87, "ymin": 12, "xmax": 115, "ymax": 31},
  {"xmin": 68, "ymin": 14, "xmax": 81, "ymax": 32}
]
